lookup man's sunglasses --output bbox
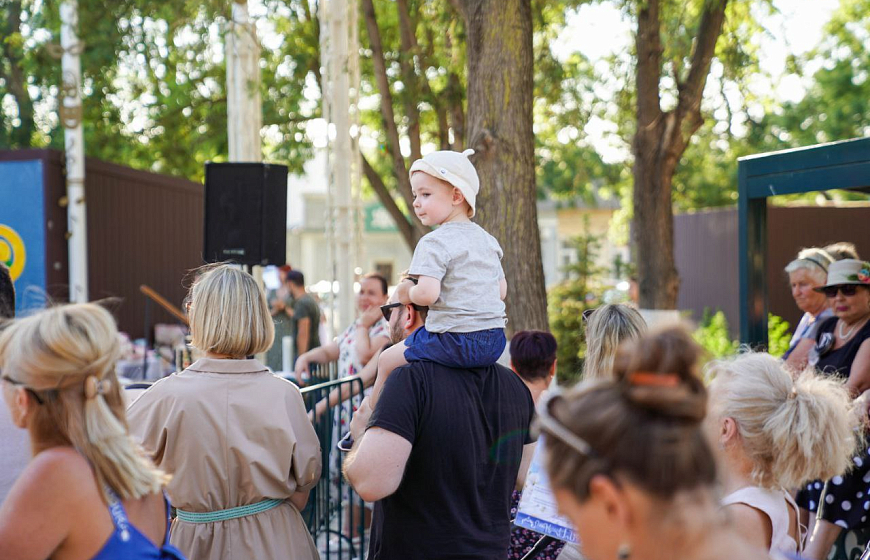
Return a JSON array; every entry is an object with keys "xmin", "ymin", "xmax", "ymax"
[
  {"xmin": 1, "ymin": 374, "xmax": 49, "ymax": 405},
  {"xmin": 380, "ymin": 302, "xmax": 426, "ymax": 322},
  {"xmin": 822, "ymin": 285, "xmax": 861, "ymax": 298}
]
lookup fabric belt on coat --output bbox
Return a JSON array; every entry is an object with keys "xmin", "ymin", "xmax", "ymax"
[{"xmin": 174, "ymin": 498, "xmax": 285, "ymax": 523}]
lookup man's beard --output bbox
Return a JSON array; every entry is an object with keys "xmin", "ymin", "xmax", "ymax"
[{"xmin": 389, "ymin": 312, "xmax": 405, "ymax": 344}]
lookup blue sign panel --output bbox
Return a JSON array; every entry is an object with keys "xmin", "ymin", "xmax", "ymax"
[{"xmin": 0, "ymin": 160, "xmax": 46, "ymax": 315}]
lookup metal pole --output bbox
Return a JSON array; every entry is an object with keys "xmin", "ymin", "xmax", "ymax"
[
  {"xmin": 226, "ymin": 1, "xmax": 268, "ymax": 360},
  {"xmin": 226, "ymin": 0, "xmax": 263, "ymax": 163},
  {"xmin": 323, "ymin": 0, "xmax": 359, "ymax": 332},
  {"xmin": 60, "ymin": 0, "xmax": 88, "ymax": 303}
]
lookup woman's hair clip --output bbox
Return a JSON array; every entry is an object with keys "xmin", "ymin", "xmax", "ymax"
[
  {"xmin": 84, "ymin": 375, "xmax": 111, "ymax": 400},
  {"xmin": 627, "ymin": 372, "xmax": 681, "ymax": 388}
]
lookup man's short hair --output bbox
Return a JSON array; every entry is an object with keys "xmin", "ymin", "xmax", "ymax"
[
  {"xmin": 510, "ymin": 330, "xmax": 557, "ymax": 383},
  {"xmin": 286, "ymin": 270, "xmax": 305, "ymax": 288},
  {"xmin": 0, "ymin": 263, "xmax": 14, "ymax": 319},
  {"xmin": 363, "ymin": 272, "xmax": 389, "ymax": 296}
]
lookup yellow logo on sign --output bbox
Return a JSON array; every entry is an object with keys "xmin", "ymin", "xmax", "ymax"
[{"xmin": 0, "ymin": 224, "xmax": 26, "ymax": 281}]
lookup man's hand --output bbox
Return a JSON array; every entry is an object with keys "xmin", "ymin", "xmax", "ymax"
[
  {"xmin": 350, "ymin": 397, "xmax": 374, "ymax": 444},
  {"xmin": 360, "ymin": 305, "xmax": 382, "ymax": 328},
  {"xmin": 394, "ymin": 279, "xmax": 414, "ymax": 305}
]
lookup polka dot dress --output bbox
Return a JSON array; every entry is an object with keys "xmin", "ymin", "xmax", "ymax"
[{"xmin": 797, "ymin": 450, "xmax": 870, "ymax": 529}]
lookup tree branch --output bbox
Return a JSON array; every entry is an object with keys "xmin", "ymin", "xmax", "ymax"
[
  {"xmin": 362, "ymin": 153, "xmax": 422, "ymax": 248},
  {"xmin": 635, "ymin": 0, "xmax": 663, "ymax": 128},
  {"xmin": 361, "ymin": 0, "xmax": 418, "ymax": 220},
  {"xmin": 396, "ymin": 0, "xmax": 422, "ymax": 162},
  {"xmin": 442, "ymin": 25, "xmax": 466, "ymax": 149},
  {"xmin": 677, "ymin": 0, "xmax": 729, "ymax": 136},
  {"xmin": 304, "ymin": 0, "xmax": 322, "ymax": 91},
  {"xmin": 418, "ymin": 19, "xmax": 451, "ymax": 149}
]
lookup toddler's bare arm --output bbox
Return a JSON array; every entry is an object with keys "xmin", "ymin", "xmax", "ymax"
[
  {"xmin": 405, "ymin": 276, "xmax": 441, "ymax": 307},
  {"xmin": 499, "ymin": 278, "xmax": 507, "ymax": 300}
]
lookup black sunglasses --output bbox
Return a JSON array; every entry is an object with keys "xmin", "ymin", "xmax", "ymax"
[
  {"xmin": 380, "ymin": 302, "xmax": 426, "ymax": 322},
  {"xmin": 582, "ymin": 308, "xmax": 596, "ymax": 322},
  {"xmin": 380, "ymin": 302, "xmax": 403, "ymax": 321},
  {"xmin": 1, "ymin": 374, "xmax": 48, "ymax": 405},
  {"xmin": 822, "ymin": 285, "xmax": 860, "ymax": 298}
]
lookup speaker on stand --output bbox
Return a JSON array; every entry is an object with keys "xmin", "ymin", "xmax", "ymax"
[{"xmin": 203, "ymin": 162, "xmax": 289, "ymax": 268}]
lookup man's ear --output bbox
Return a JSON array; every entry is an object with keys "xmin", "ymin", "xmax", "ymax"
[{"xmin": 403, "ymin": 305, "xmax": 416, "ymax": 330}]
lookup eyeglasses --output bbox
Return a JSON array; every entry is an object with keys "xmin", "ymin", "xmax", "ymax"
[
  {"xmin": 822, "ymin": 285, "xmax": 860, "ymax": 298},
  {"xmin": 536, "ymin": 392, "xmax": 595, "ymax": 457},
  {"xmin": 380, "ymin": 302, "xmax": 426, "ymax": 322},
  {"xmin": 1, "ymin": 374, "xmax": 47, "ymax": 405},
  {"xmin": 380, "ymin": 302, "xmax": 403, "ymax": 322},
  {"xmin": 582, "ymin": 308, "xmax": 596, "ymax": 322}
]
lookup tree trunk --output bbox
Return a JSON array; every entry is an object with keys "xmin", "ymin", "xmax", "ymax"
[
  {"xmin": 632, "ymin": 117, "xmax": 681, "ymax": 309},
  {"xmin": 461, "ymin": 0, "xmax": 548, "ymax": 333},
  {"xmin": 631, "ymin": 0, "xmax": 729, "ymax": 309}
]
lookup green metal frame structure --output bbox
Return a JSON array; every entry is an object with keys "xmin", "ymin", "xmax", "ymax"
[{"xmin": 738, "ymin": 136, "xmax": 870, "ymax": 346}]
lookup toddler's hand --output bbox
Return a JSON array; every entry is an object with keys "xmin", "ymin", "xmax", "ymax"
[{"xmin": 395, "ymin": 279, "xmax": 414, "ymax": 305}]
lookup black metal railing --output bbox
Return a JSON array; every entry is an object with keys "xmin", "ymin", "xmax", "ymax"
[{"xmin": 298, "ymin": 365, "xmax": 368, "ymax": 560}]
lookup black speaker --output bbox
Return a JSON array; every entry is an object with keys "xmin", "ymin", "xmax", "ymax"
[{"xmin": 204, "ymin": 162, "xmax": 288, "ymax": 266}]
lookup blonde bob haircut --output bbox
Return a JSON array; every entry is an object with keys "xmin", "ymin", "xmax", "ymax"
[
  {"xmin": 188, "ymin": 264, "xmax": 274, "ymax": 357},
  {"xmin": 708, "ymin": 352, "xmax": 860, "ymax": 489},
  {"xmin": 583, "ymin": 303, "xmax": 647, "ymax": 381},
  {"xmin": 0, "ymin": 303, "xmax": 168, "ymax": 501}
]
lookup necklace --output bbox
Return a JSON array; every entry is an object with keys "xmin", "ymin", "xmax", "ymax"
[{"xmin": 839, "ymin": 315, "xmax": 870, "ymax": 341}]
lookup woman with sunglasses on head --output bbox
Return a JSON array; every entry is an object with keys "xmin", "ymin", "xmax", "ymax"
[
  {"xmin": 0, "ymin": 303, "xmax": 185, "ymax": 560},
  {"xmin": 794, "ymin": 259, "xmax": 870, "ymax": 560},
  {"xmin": 581, "ymin": 304, "xmax": 646, "ymax": 382},
  {"xmin": 539, "ymin": 326, "xmax": 770, "ymax": 560},
  {"xmin": 127, "ymin": 264, "xmax": 321, "ymax": 560}
]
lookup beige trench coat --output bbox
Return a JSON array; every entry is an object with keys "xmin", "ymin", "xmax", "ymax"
[{"xmin": 127, "ymin": 358, "xmax": 321, "ymax": 560}]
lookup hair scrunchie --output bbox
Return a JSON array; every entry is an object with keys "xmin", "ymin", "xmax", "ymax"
[{"xmin": 84, "ymin": 375, "xmax": 111, "ymax": 400}]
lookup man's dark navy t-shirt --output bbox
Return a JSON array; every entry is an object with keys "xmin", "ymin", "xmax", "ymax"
[{"xmin": 366, "ymin": 361, "xmax": 535, "ymax": 560}]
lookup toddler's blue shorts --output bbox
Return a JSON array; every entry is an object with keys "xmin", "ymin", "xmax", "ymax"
[{"xmin": 404, "ymin": 326, "xmax": 506, "ymax": 368}]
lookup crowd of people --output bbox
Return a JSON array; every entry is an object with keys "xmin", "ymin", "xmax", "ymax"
[{"xmin": 0, "ymin": 149, "xmax": 870, "ymax": 560}]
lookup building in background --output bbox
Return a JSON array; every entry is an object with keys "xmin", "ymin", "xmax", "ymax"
[{"xmin": 538, "ymin": 193, "xmax": 627, "ymax": 288}]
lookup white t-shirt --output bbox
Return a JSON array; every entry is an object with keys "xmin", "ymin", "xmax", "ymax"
[{"xmin": 409, "ymin": 222, "xmax": 506, "ymax": 333}]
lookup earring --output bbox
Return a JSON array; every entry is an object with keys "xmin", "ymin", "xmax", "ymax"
[{"xmin": 617, "ymin": 543, "xmax": 632, "ymax": 560}]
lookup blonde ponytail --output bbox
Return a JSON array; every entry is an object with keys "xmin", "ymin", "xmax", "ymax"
[
  {"xmin": 709, "ymin": 353, "xmax": 860, "ymax": 489},
  {"xmin": 0, "ymin": 303, "xmax": 168, "ymax": 501}
]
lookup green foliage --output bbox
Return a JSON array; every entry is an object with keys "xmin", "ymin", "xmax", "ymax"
[
  {"xmin": 693, "ymin": 309, "xmax": 739, "ymax": 359},
  {"xmin": 766, "ymin": 313, "xmax": 792, "ymax": 358},
  {"xmin": 548, "ymin": 219, "xmax": 607, "ymax": 386},
  {"xmin": 693, "ymin": 309, "xmax": 792, "ymax": 362}
]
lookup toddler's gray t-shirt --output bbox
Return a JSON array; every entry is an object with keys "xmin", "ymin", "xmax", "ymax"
[{"xmin": 408, "ymin": 222, "xmax": 506, "ymax": 333}]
